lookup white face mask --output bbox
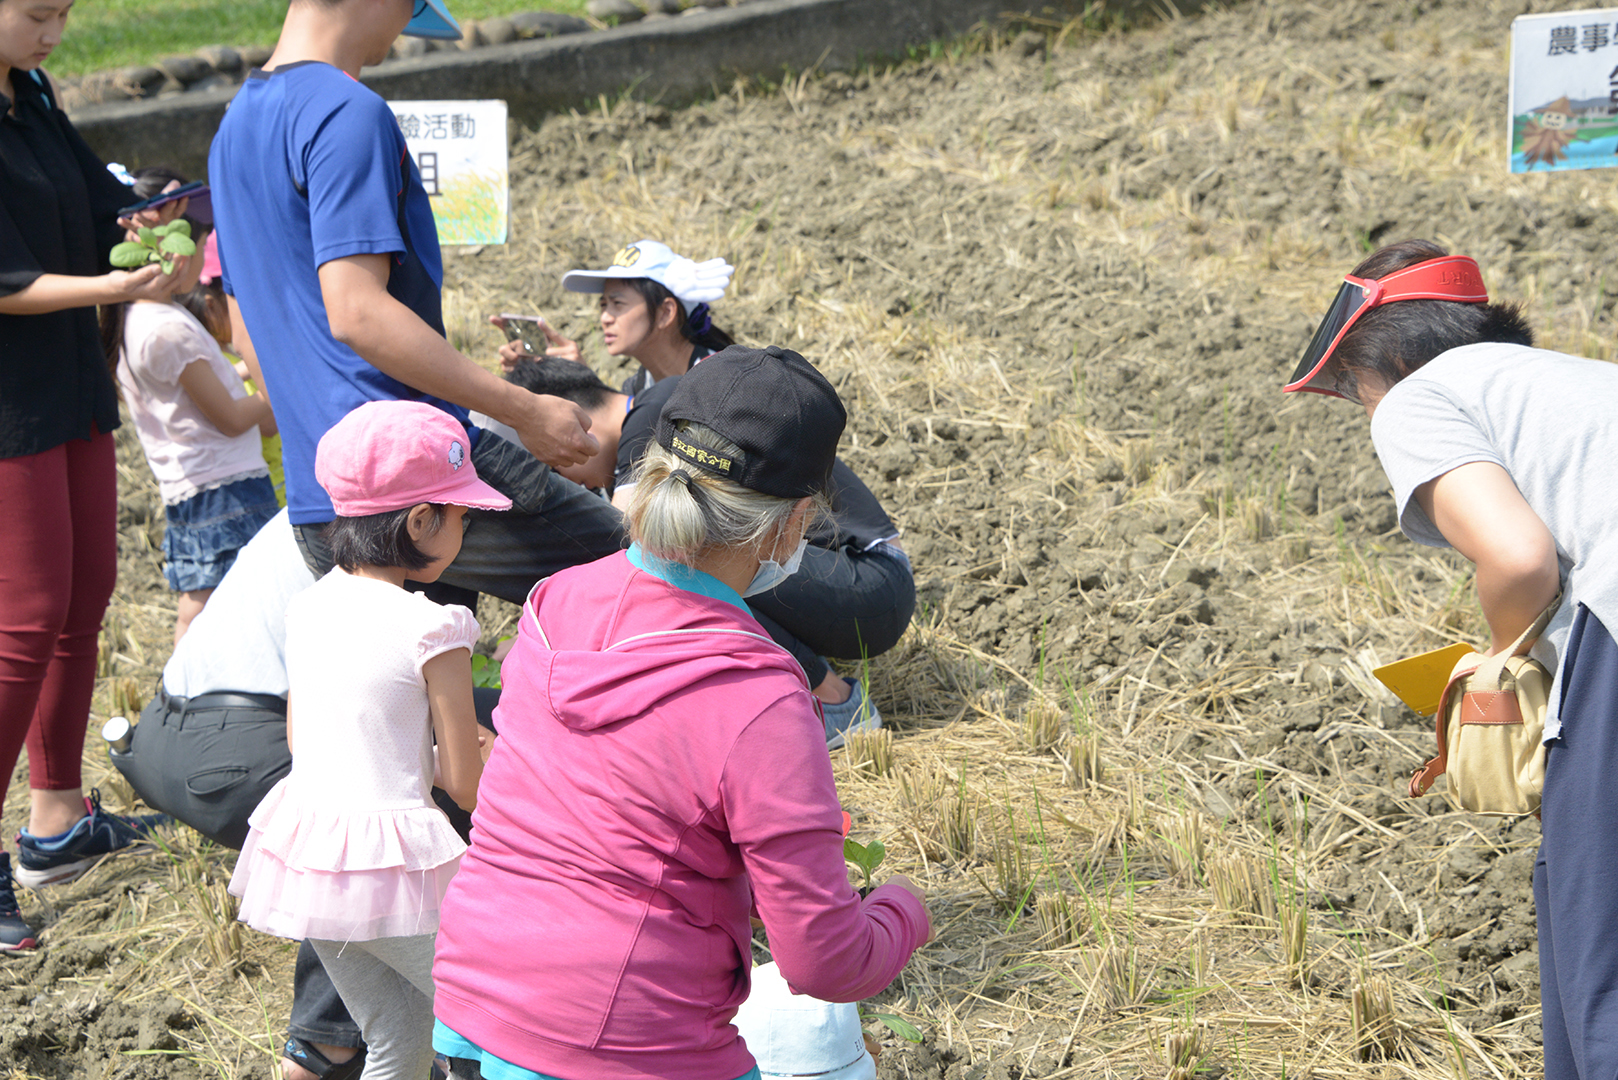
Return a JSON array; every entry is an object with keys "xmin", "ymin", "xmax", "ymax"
[{"xmin": 743, "ymin": 537, "xmax": 808, "ymax": 597}]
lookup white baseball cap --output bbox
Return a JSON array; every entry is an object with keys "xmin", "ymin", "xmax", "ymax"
[
  {"xmin": 404, "ymin": 0, "xmax": 462, "ymax": 40},
  {"xmin": 733, "ymin": 963, "xmax": 876, "ymax": 1080},
  {"xmin": 562, "ymin": 240, "xmax": 734, "ymax": 314}
]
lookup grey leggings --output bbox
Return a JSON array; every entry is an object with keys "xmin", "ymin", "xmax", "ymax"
[{"xmin": 308, "ymin": 935, "xmax": 436, "ymax": 1080}]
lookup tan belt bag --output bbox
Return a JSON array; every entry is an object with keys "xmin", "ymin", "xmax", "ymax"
[{"xmin": 1408, "ymin": 600, "xmax": 1558, "ymax": 817}]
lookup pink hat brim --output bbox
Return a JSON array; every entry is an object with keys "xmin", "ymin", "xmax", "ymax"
[
  {"xmin": 329, "ymin": 472, "xmax": 512, "ymax": 517},
  {"xmin": 438, "ymin": 474, "xmax": 513, "ymax": 512}
]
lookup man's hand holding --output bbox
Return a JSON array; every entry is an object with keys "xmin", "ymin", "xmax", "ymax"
[{"xmin": 513, "ymin": 393, "xmax": 600, "ymax": 468}]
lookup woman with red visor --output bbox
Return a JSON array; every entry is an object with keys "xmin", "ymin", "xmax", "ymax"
[{"xmin": 1287, "ymin": 238, "xmax": 1618, "ymax": 1080}]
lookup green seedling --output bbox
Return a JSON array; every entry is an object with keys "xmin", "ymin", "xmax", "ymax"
[
  {"xmin": 843, "ymin": 837, "xmax": 886, "ymax": 892},
  {"xmin": 469, "ymin": 650, "xmax": 504, "ymax": 689},
  {"xmin": 110, "ymin": 219, "xmax": 196, "ymax": 275},
  {"xmin": 863, "ymin": 1009, "xmax": 923, "ymax": 1043}
]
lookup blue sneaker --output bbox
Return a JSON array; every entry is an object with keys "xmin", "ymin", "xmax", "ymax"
[
  {"xmin": 0, "ymin": 853, "xmax": 38, "ymax": 952},
  {"xmin": 13, "ymin": 790, "xmax": 169, "ymax": 890},
  {"xmin": 822, "ymin": 677, "xmax": 882, "ymax": 750}
]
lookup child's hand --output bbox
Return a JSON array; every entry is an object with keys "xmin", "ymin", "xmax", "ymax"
[
  {"xmin": 117, "ymin": 179, "xmax": 190, "ymax": 236},
  {"xmin": 478, "ymin": 732, "xmax": 495, "ymax": 764}
]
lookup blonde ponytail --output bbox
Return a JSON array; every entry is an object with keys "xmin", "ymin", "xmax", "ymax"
[{"xmin": 627, "ymin": 422, "xmax": 827, "ymax": 564}]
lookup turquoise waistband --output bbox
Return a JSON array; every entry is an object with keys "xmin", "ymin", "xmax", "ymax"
[{"xmin": 433, "ymin": 1019, "xmax": 761, "ymax": 1080}]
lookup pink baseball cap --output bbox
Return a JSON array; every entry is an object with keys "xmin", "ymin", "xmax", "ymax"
[{"xmin": 315, "ymin": 401, "xmax": 512, "ymax": 517}]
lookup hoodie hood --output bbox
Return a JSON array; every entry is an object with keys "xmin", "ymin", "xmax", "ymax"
[{"xmin": 499, "ymin": 551, "xmax": 810, "ymax": 734}]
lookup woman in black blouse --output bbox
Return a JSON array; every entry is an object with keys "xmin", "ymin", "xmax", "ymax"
[{"xmin": 0, "ymin": 0, "xmax": 179, "ymax": 952}]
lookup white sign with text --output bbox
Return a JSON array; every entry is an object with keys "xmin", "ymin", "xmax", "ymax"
[
  {"xmin": 387, "ymin": 99, "xmax": 509, "ymax": 244},
  {"xmin": 1509, "ymin": 9, "xmax": 1618, "ymax": 172}
]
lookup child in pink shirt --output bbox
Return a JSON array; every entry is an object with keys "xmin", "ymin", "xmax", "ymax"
[
  {"xmin": 230, "ymin": 400, "xmax": 508, "ymax": 1080},
  {"xmin": 104, "ymin": 167, "xmax": 277, "ymax": 642}
]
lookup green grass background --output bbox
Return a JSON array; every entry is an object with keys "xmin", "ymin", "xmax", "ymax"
[{"xmin": 51, "ymin": 0, "xmax": 588, "ymax": 78}]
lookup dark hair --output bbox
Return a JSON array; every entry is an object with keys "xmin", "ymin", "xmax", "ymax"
[
  {"xmin": 323, "ymin": 504, "xmax": 446, "ymax": 572},
  {"xmin": 1330, "ymin": 239, "xmax": 1534, "ymax": 398},
  {"xmin": 174, "ymin": 277, "xmax": 230, "ymax": 343},
  {"xmin": 624, "ymin": 278, "xmax": 735, "ymax": 353},
  {"xmin": 99, "ymin": 165, "xmax": 210, "ymax": 374},
  {"xmin": 505, "ymin": 357, "xmax": 617, "ymax": 410}
]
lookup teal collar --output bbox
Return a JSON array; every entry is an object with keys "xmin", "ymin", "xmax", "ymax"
[{"xmin": 627, "ymin": 543, "xmax": 748, "ymax": 612}]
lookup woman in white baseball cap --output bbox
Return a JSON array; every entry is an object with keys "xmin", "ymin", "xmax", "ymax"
[{"xmin": 498, "ymin": 240, "xmax": 737, "ymax": 397}]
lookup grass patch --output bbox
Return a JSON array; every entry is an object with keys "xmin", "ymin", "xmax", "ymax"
[{"xmin": 49, "ymin": 0, "xmax": 591, "ymax": 78}]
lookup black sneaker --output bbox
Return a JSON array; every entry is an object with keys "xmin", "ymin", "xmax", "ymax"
[
  {"xmin": 282, "ymin": 1036, "xmax": 366, "ymax": 1080},
  {"xmin": 13, "ymin": 789, "xmax": 169, "ymax": 890},
  {"xmin": 0, "ymin": 853, "xmax": 38, "ymax": 952}
]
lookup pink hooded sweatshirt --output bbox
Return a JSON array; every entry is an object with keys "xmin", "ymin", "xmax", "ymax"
[{"xmin": 433, "ymin": 547, "xmax": 930, "ymax": 1080}]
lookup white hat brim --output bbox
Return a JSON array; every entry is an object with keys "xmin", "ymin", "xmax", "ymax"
[{"xmin": 561, "ymin": 267, "xmax": 646, "ymax": 293}]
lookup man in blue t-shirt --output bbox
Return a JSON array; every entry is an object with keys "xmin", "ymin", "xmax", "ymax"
[
  {"xmin": 208, "ymin": 2, "xmax": 622, "ymax": 1076},
  {"xmin": 209, "ymin": 0, "xmax": 622, "ymax": 609}
]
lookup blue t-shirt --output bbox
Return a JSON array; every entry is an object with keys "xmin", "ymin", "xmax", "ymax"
[{"xmin": 208, "ymin": 61, "xmax": 475, "ymax": 525}]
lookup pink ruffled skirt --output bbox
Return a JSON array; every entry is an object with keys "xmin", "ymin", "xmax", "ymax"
[{"xmin": 229, "ymin": 779, "xmax": 465, "ymax": 941}]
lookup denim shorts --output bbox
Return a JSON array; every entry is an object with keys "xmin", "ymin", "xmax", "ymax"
[{"xmin": 162, "ymin": 474, "xmax": 279, "ymax": 592}]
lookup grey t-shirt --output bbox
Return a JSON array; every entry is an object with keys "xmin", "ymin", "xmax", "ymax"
[
  {"xmin": 164, "ymin": 508, "xmax": 317, "ymax": 699},
  {"xmin": 1370, "ymin": 341, "xmax": 1618, "ymax": 739}
]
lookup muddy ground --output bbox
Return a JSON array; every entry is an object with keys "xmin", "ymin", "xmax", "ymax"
[{"xmin": 5, "ymin": 0, "xmax": 1612, "ymax": 1075}]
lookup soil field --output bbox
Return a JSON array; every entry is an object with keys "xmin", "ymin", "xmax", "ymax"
[{"xmin": 5, "ymin": 0, "xmax": 1614, "ymax": 1076}]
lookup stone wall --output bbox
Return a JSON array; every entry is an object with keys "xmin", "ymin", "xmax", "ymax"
[{"xmin": 71, "ymin": 0, "xmax": 1213, "ymax": 179}]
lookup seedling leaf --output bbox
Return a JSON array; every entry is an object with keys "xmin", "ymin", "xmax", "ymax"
[
  {"xmin": 160, "ymin": 234, "xmax": 196, "ymax": 256},
  {"xmin": 138, "ymin": 226, "xmax": 158, "ymax": 245},
  {"xmin": 165, "ymin": 218, "xmax": 192, "ymax": 238},
  {"xmin": 873, "ymin": 1013, "xmax": 923, "ymax": 1042},
  {"xmin": 469, "ymin": 653, "xmax": 502, "ymax": 690},
  {"xmin": 843, "ymin": 837, "xmax": 886, "ymax": 890},
  {"xmin": 110, "ymin": 242, "xmax": 152, "ymax": 268}
]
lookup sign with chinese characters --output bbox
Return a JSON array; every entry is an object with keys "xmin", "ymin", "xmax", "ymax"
[
  {"xmin": 1509, "ymin": 9, "xmax": 1618, "ymax": 172},
  {"xmin": 386, "ymin": 99, "xmax": 509, "ymax": 244}
]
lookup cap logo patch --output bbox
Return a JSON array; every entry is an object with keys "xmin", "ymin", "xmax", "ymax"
[
  {"xmin": 448, "ymin": 440, "xmax": 465, "ymax": 470},
  {"xmin": 669, "ymin": 433, "xmax": 735, "ymax": 475},
  {"xmin": 613, "ymin": 245, "xmax": 642, "ymax": 268}
]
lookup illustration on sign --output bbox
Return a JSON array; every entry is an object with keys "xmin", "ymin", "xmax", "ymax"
[
  {"xmin": 387, "ymin": 99, "xmax": 509, "ymax": 244},
  {"xmin": 1509, "ymin": 10, "xmax": 1618, "ymax": 173}
]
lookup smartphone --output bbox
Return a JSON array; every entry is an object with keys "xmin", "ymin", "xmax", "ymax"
[
  {"xmin": 499, "ymin": 314, "xmax": 546, "ymax": 356},
  {"xmin": 119, "ymin": 179, "xmax": 210, "ymax": 218}
]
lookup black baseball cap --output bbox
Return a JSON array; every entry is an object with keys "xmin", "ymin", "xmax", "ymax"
[{"xmin": 655, "ymin": 345, "xmax": 846, "ymax": 499}]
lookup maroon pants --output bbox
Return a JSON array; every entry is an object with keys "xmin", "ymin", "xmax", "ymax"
[{"xmin": 0, "ymin": 432, "xmax": 117, "ymax": 796}]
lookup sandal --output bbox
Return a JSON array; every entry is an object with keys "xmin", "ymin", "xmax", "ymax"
[{"xmin": 282, "ymin": 1036, "xmax": 366, "ymax": 1080}]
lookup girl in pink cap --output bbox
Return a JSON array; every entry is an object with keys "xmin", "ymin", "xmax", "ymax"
[{"xmin": 229, "ymin": 399, "xmax": 510, "ymax": 1080}]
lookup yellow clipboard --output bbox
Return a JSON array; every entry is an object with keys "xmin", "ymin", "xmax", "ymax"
[{"xmin": 1372, "ymin": 643, "xmax": 1474, "ymax": 716}]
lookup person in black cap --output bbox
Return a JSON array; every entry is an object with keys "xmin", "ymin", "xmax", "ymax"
[
  {"xmin": 490, "ymin": 354, "xmax": 916, "ymax": 748},
  {"xmin": 431, "ymin": 344, "xmax": 930, "ymax": 1080}
]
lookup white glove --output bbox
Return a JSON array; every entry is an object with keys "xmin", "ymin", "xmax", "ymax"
[{"xmin": 661, "ymin": 255, "xmax": 734, "ymax": 307}]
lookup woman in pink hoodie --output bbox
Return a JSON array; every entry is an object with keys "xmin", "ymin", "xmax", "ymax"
[{"xmin": 432, "ymin": 345, "xmax": 930, "ymax": 1080}]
